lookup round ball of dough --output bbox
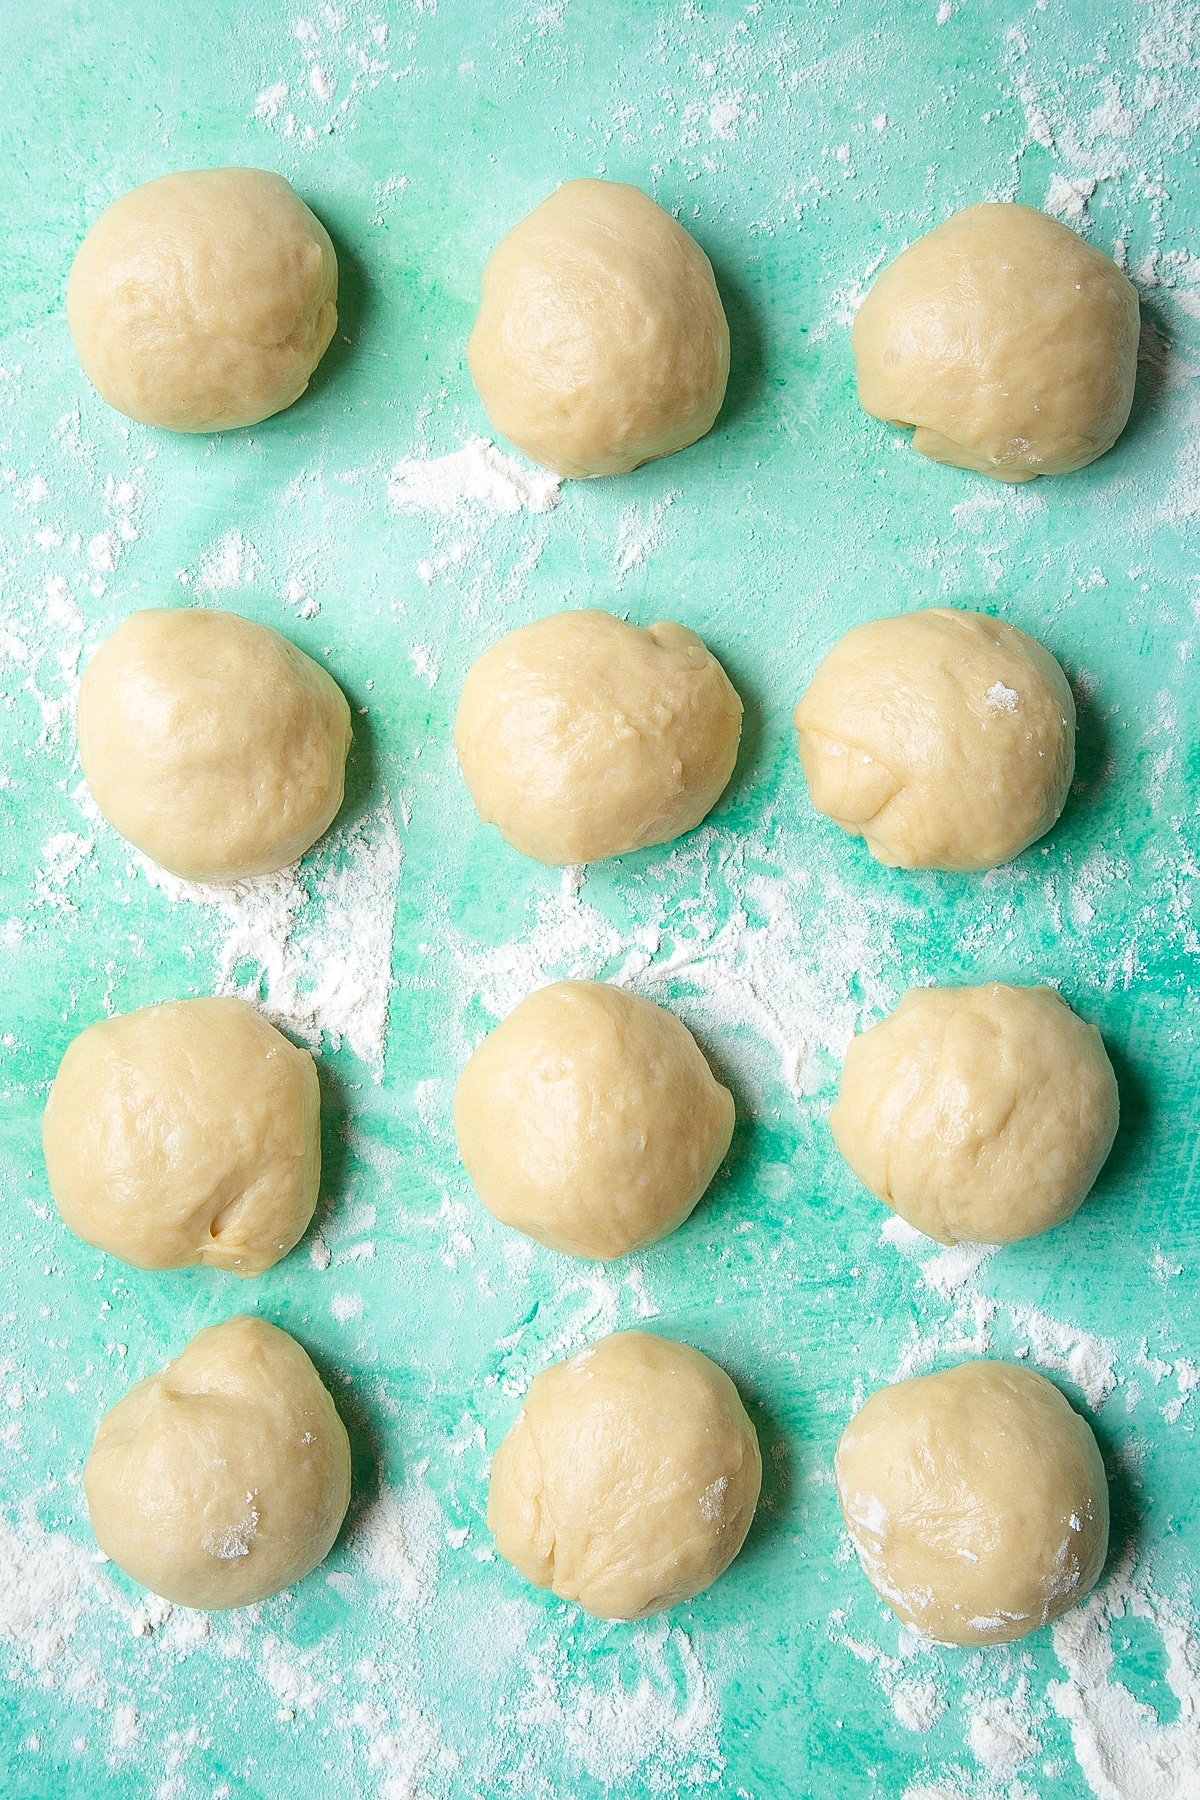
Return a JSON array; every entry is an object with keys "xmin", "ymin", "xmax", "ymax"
[
  {"xmin": 43, "ymin": 997, "xmax": 321, "ymax": 1275},
  {"xmin": 455, "ymin": 981, "xmax": 734, "ymax": 1260},
  {"xmin": 831, "ymin": 984, "xmax": 1118, "ymax": 1246},
  {"xmin": 794, "ymin": 608, "xmax": 1074, "ymax": 871},
  {"xmin": 67, "ymin": 168, "xmax": 338, "ymax": 432},
  {"xmin": 85, "ymin": 1316, "xmax": 350, "ymax": 1609},
  {"xmin": 455, "ymin": 610, "xmax": 742, "ymax": 864},
  {"xmin": 852, "ymin": 202, "xmax": 1139, "ymax": 481},
  {"xmin": 77, "ymin": 607, "xmax": 352, "ymax": 882},
  {"xmin": 489, "ymin": 1330, "xmax": 761, "ymax": 1620},
  {"xmin": 468, "ymin": 178, "xmax": 729, "ymax": 478},
  {"xmin": 836, "ymin": 1360, "xmax": 1108, "ymax": 1645}
]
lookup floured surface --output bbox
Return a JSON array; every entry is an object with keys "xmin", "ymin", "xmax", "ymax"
[{"xmin": 1, "ymin": 1, "xmax": 1197, "ymax": 1797}]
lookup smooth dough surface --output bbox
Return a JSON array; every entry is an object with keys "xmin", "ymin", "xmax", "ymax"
[
  {"xmin": 455, "ymin": 980, "xmax": 734, "ymax": 1260},
  {"xmin": 85, "ymin": 1316, "xmax": 350, "ymax": 1609},
  {"xmin": 831, "ymin": 984, "xmax": 1118, "ymax": 1246},
  {"xmin": 43, "ymin": 997, "xmax": 321, "ymax": 1275},
  {"xmin": 455, "ymin": 610, "xmax": 742, "ymax": 865},
  {"xmin": 68, "ymin": 168, "xmax": 338, "ymax": 433},
  {"xmin": 794, "ymin": 608, "xmax": 1074, "ymax": 871},
  {"xmin": 835, "ymin": 1360, "xmax": 1108, "ymax": 1645},
  {"xmin": 853, "ymin": 202, "xmax": 1139, "ymax": 481},
  {"xmin": 489, "ymin": 1330, "xmax": 761, "ymax": 1620},
  {"xmin": 467, "ymin": 178, "xmax": 729, "ymax": 478},
  {"xmin": 78, "ymin": 607, "xmax": 352, "ymax": 882}
]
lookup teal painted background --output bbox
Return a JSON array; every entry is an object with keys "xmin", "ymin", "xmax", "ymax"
[{"xmin": 1, "ymin": 1, "xmax": 1197, "ymax": 1796}]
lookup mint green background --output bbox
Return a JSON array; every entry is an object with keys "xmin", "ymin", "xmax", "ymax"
[{"xmin": 2, "ymin": 2, "xmax": 1197, "ymax": 1797}]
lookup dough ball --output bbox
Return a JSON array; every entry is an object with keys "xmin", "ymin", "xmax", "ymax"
[
  {"xmin": 468, "ymin": 178, "xmax": 729, "ymax": 477},
  {"xmin": 67, "ymin": 168, "xmax": 338, "ymax": 432},
  {"xmin": 455, "ymin": 610, "xmax": 742, "ymax": 864},
  {"xmin": 794, "ymin": 608, "xmax": 1074, "ymax": 871},
  {"xmin": 455, "ymin": 980, "xmax": 734, "ymax": 1260},
  {"xmin": 836, "ymin": 1360, "xmax": 1108, "ymax": 1645},
  {"xmin": 489, "ymin": 1330, "xmax": 760, "ymax": 1619},
  {"xmin": 852, "ymin": 202, "xmax": 1139, "ymax": 481},
  {"xmin": 85, "ymin": 1316, "xmax": 350, "ymax": 1609},
  {"xmin": 831, "ymin": 984, "xmax": 1118, "ymax": 1246},
  {"xmin": 43, "ymin": 997, "xmax": 321, "ymax": 1275},
  {"xmin": 77, "ymin": 607, "xmax": 352, "ymax": 882}
]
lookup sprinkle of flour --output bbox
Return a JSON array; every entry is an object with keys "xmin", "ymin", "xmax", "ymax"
[
  {"xmin": 515, "ymin": 1618, "xmax": 725, "ymax": 1792},
  {"xmin": 968, "ymin": 1685, "xmax": 1039, "ymax": 1774},
  {"xmin": 134, "ymin": 804, "xmax": 402, "ymax": 1077},
  {"xmin": 1049, "ymin": 1549, "xmax": 1200, "ymax": 1799},
  {"xmin": 443, "ymin": 820, "xmax": 917, "ymax": 1100},
  {"xmin": 387, "ymin": 438, "xmax": 560, "ymax": 520}
]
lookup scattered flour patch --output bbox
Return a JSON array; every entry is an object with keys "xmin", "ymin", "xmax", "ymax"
[
  {"xmin": 517, "ymin": 1620, "xmax": 725, "ymax": 1791},
  {"xmin": 1045, "ymin": 173, "xmax": 1098, "ymax": 224},
  {"xmin": 408, "ymin": 644, "xmax": 440, "ymax": 687},
  {"xmin": 708, "ymin": 91, "xmax": 746, "ymax": 141},
  {"xmin": 134, "ymin": 803, "xmax": 402, "ymax": 1077},
  {"xmin": 1049, "ymin": 1550, "xmax": 1200, "ymax": 1799},
  {"xmin": 1003, "ymin": 1305, "xmax": 1119, "ymax": 1411},
  {"xmin": 254, "ymin": 81, "xmax": 289, "ymax": 122},
  {"xmin": 356, "ymin": 1476, "xmax": 442, "ymax": 1619},
  {"xmin": 388, "ymin": 439, "xmax": 560, "ymax": 519},
  {"xmin": 920, "ymin": 1242, "xmax": 998, "ymax": 1300},
  {"xmin": 192, "ymin": 529, "xmax": 262, "ymax": 594},
  {"xmin": 0, "ymin": 1508, "xmax": 121, "ymax": 1676},
  {"xmin": 261, "ymin": 1634, "xmax": 323, "ymax": 1715},
  {"xmin": 968, "ymin": 1685, "xmax": 1039, "ymax": 1774},
  {"xmin": 615, "ymin": 492, "xmax": 677, "ymax": 581}
]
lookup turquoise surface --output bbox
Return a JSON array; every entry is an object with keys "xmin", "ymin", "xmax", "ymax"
[{"xmin": 1, "ymin": 2, "xmax": 1197, "ymax": 1797}]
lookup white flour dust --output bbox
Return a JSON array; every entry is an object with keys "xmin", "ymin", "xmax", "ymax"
[
  {"xmin": 384, "ymin": 434, "xmax": 564, "ymax": 627},
  {"xmin": 514, "ymin": 1619, "xmax": 725, "ymax": 1792},
  {"xmin": 388, "ymin": 437, "xmax": 561, "ymax": 522},
  {"xmin": 136, "ymin": 803, "xmax": 402, "ymax": 1077},
  {"xmin": 1050, "ymin": 1551, "xmax": 1200, "ymax": 1800},
  {"xmin": 443, "ymin": 823, "xmax": 916, "ymax": 1101},
  {"xmin": 883, "ymin": 1222, "xmax": 1121, "ymax": 1412}
]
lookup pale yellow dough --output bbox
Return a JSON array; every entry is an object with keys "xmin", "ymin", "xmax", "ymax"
[
  {"xmin": 67, "ymin": 168, "xmax": 338, "ymax": 433},
  {"xmin": 455, "ymin": 980, "xmax": 734, "ymax": 1260},
  {"xmin": 455, "ymin": 609, "xmax": 742, "ymax": 865},
  {"xmin": 836, "ymin": 1360, "xmax": 1108, "ymax": 1645},
  {"xmin": 43, "ymin": 997, "xmax": 321, "ymax": 1275},
  {"xmin": 85, "ymin": 1316, "xmax": 351, "ymax": 1610},
  {"xmin": 489, "ymin": 1331, "xmax": 761, "ymax": 1620},
  {"xmin": 794, "ymin": 608, "xmax": 1074, "ymax": 871},
  {"xmin": 77, "ymin": 607, "xmax": 352, "ymax": 883},
  {"xmin": 467, "ymin": 179, "xmax": 729, "ymax": 478},
  {"xmin": 831, "ymin": 984, "xmax": 1118, "ymax": 1246},
  {"xmin": 852, "ymin": 202, "xmax": 1139, "ymax": 481}
]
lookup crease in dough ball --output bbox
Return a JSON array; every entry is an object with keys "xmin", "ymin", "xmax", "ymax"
[
  {"xmin": 85, "ymin": 1316, "xmax": 351, "ymax": 1610},
  {"xmin": 77, "ymin": 607, "xmax": 352, "ymax": 883},
  {"xmin": 455, "ymin": 979, "xmax": 734, "ymax": 1260},
  {"xmin": 852, "ymin": 202, "xmax": 1140, "ymax": 481},
  {"xmin": 831, "ymin": 983, "xmax": 1119, "ymax": 1246},
  {"xmin": 794, "ymin": 607, "xmax": 1075, "ymax": 871},
  {"xmin": 454, "ymin": 609, "xmax": 742, "ymax": 865},
  {"xmin": 67, "ymin": 168, "xmax": 338, "ymax": 432},
  {"xmin": 488, "ymin": 1330, "xmax": 761, "ymax": 1620},
  {"xmin": 467, "ymin": 178, "xmax": 730, "ymax": 478},
  {"xmin": 835, "ymin": 1360, "xmax": 1109, "ymax": 1645},
  {"xmin": 43, "ymin": 996, "xmax": 321, "ymax": 1276}
]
